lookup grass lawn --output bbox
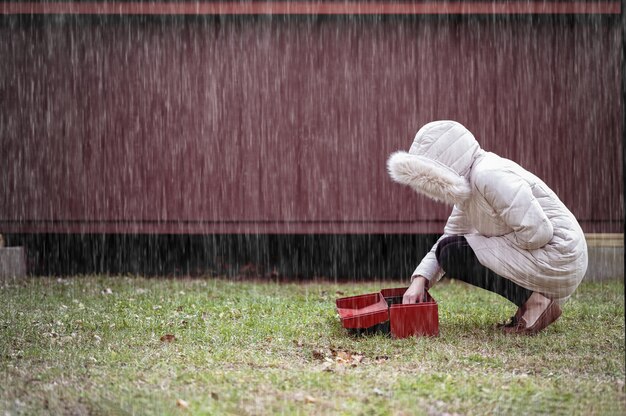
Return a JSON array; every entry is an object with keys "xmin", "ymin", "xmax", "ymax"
[{"xmin": 0, "ymin": 276, "xmax": 624, "ymax": 415}]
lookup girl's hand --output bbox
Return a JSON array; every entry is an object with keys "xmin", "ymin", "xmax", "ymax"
[{"xmin": 403, "ymin": 276, "xmax": 428, "ymax": 304}]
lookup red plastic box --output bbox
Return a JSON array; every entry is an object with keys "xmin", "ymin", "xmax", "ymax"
[{"xmin": 336, "ymin": 287, "xmax": 439, "ymax": 338}]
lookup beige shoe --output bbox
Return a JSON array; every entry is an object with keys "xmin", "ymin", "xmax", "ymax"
[{"xmin": 502, "ymin": 292, "xmax": 562, "ymax": 335}]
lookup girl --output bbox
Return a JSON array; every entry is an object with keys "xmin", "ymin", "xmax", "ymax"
[{"xmin": 387, "ymin": 120, "xmax": 588, "ymax": 335}]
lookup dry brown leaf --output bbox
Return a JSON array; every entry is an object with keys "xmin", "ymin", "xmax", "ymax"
[
  {"xmin": 176, "ymin": 399, "xmax": 189, "ymax": 409},
  {"xmin": 335, "ymin": 290, "xmax": 345, "ymax": 296},
  {"xmin": 304, "ymin": 395, "xmax": 317, "ymax": 404},
  {"xmin": 311, "ymin": 349, "xmax": 325, "ymax": 360},
  {"xmin": 211, "ymin": 392, "xmax": 219, "ymax": 400},
  {"xmin": 335, "ymin": 350, "xmax": 351, "ymax": 363},
  {"xmin": 160, "ymin": 334, "xmax": 176, "ymax": 343}
]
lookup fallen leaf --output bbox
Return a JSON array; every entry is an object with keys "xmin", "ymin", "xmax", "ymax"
[
  {"xmin": 335, "ymin": 350, "xmax": 352, "ymax": 363},
  {"xmin": 210, "ymin": 392, "xmax": 219, "ymax": 400},
  {"xmin": 160, "ymin": 334, "xmax": 176, "ymax": 343},
  {"xmin": 176, "ymin": 398, "xmax": 189, "ymax": 409},
  {"xmin": 335, "ymin": 291, "xmax": 345, "ymax": 296},
  {"xmin": 304, "ymin": 395, "xmax": 317, "ymax": 404},
  {"xmin": 312, "ymin": 349, "xmax": 325, "ymax": 360}
]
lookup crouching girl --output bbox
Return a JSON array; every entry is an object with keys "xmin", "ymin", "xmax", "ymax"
[{"xmin": 387, "ymin": 120, "xmax": 588, "ymax": 335}]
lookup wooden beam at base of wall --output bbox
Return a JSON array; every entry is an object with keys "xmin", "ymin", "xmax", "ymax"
[
  {"xmin": 0, "ymin": 1, "xmax": 621, "ymax": 16},
  {"xmin": 585, "ymin": 233, "xmax": 625, "ymax": 247}
]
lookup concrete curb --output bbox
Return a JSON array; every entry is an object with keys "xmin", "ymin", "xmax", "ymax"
[
  {"xmin": 0, "ymin": 247, "xmax": 27, "ymax": 279},
  {"xmin": 585, "ymin": 234, "xmax": 623, "ymax": 281}
]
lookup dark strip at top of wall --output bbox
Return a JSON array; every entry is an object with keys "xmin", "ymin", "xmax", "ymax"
[{"xmin": 0, "ymin": 1, "xmax": 621, "ymax": 16}]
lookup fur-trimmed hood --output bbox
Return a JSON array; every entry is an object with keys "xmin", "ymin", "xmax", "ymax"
[{"xmin": 387, "ymin": 121, "xmax": 483, "ymax": 205}]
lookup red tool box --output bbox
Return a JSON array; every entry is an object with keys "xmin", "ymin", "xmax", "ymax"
[{"xmin": 336, "ymin": 287, "xmax": 439, "ymax": 338}]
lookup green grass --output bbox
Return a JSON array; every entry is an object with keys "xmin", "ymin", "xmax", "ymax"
[{"xmin": 0, "ymin": 276, "xmax": 624, "ymax": 415}]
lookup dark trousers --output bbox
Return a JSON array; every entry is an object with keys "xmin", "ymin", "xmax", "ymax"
[{"xmin": 435, "ymin": 236, "xmax": 533, "ymax": 307}]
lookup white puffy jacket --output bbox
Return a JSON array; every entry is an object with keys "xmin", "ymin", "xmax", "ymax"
[{"xmin": 387, "ymin": 120, "xmax": 588, "ymax": 302}]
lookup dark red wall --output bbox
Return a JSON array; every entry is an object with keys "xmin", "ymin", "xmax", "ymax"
[{"xmin": 0, "ymin": 14, "xmax": 622, "ymax": 234}]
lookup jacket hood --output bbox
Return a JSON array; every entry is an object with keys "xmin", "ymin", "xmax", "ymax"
[{"xmin": 387, "ymin": 120, "xmax": 483, "ymax": 205}]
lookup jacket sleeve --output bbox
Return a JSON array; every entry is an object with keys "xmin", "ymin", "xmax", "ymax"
[
  {"xmin": 412, "ymin": 205, "xmax": 472, "ymax": 283},
  {"xmin": 476, "ymin": 169, "xmax": 554, "ymax": 250}
]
